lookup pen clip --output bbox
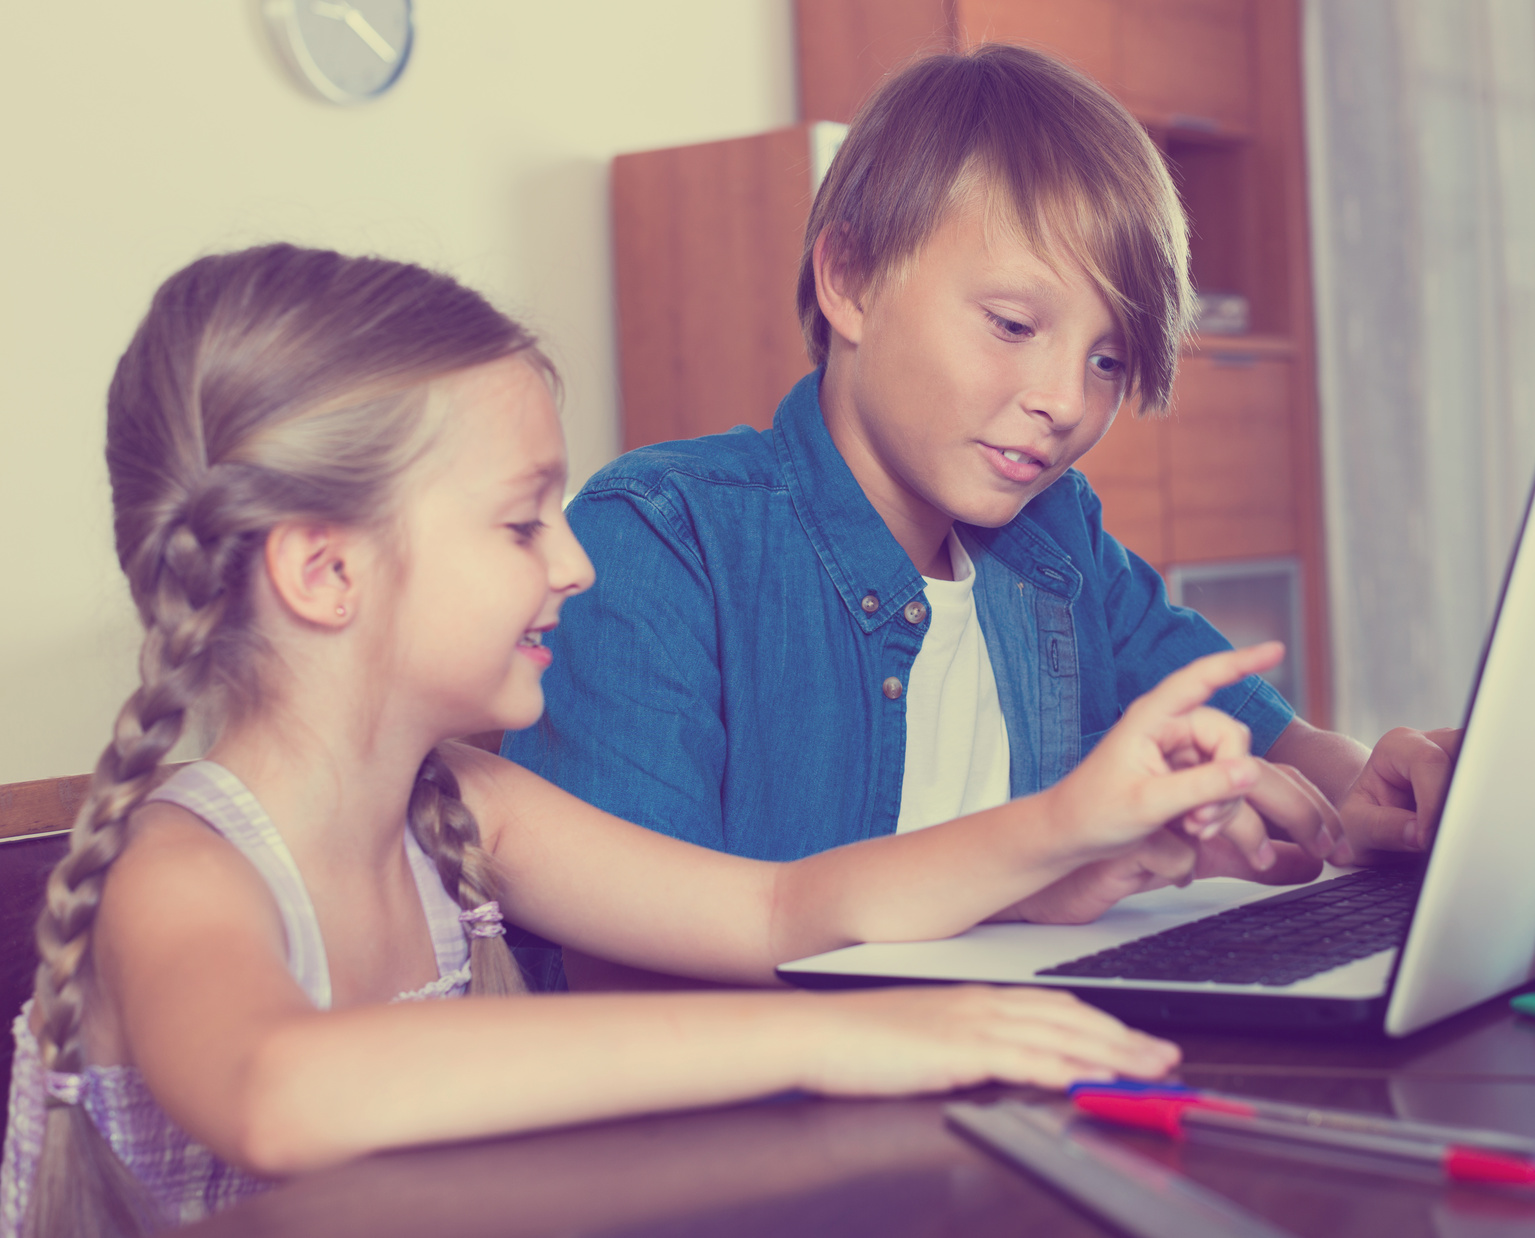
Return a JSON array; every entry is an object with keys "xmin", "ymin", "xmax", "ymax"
[{"xmin": 1068, "ymin": 1080, "xmax": 1197, "ymax": 1099}]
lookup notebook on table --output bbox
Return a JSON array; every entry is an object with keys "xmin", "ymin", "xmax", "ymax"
[{"xmin": 779, "ymin": 476, "xmax": 1535, "ymax": 1038}]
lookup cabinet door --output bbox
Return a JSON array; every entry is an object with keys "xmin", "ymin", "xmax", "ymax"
[
  {"xmin": 795, "ymin": 0, "xmax": 951, "ymax": 122},
  {"xmin": 613, "ymin": 127, "xmax": 814, "ymax": 449},
  {"xmin": 1074, "ymin": 405, "xmax": 1167, "ymax": 566},
  {"xmin": 1120, "ymin": 0, "xmax": 1253, "ymax": 131},
  {"xmin": 1166, "ymin": 352, "xmax": 1295, "ymax": 561},
  {"xmin": 954, "ymin": 0, "xmax": 1122, "ymax": 95}
]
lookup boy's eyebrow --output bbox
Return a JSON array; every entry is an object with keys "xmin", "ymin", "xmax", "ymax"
[
  {"xmin": 975, "ymin": 258, "xmax": 1069, "ymax": 302},
  {"xmin": 985, "ymin": 281, "xmax": 1062, "ymax": 309}
]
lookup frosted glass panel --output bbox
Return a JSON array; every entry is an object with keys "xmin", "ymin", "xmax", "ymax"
[{"xmin": 1169, "ymin": 557, "xmax": 1305, "ymax": 717}]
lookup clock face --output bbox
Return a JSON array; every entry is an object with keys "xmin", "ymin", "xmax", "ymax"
[{"xmin": 263, "ymin": 0, "xmax": 414, "ymax": 104}]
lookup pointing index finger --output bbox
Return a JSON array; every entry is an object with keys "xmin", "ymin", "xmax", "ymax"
[{"xmin": 1127, "ymin": 643, "xmax": 1286, "ymax": 723}]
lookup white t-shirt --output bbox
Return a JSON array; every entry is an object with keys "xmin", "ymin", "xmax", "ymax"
[{"xmin": 895, "ymin": 532, "xmax": 1012, "ymax": 833}]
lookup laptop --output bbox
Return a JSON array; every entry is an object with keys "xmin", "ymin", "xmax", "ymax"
[{"xmin": 778, "ymin": 477, "xmax": 1535, "ymax": 1037}]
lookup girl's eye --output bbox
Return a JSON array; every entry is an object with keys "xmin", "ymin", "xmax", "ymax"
[
  {"xmin": 507, "ymin": 520, "xmax": 546, "ymax": 544},
  {"xmin": 1089, "ymin": 353, "xmax": 1125, "ymax": 379},
  {"xmin": 986, "ymin": 311, "xmax": 1032, "ymax": 340}
]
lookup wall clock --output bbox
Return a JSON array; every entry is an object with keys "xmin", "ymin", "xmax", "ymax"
[{"xmin": 263, "ymin": 0, "xmax": 414, "ymax": 104}]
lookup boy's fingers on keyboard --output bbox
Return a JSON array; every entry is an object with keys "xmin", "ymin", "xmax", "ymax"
[
  {"xmin": 1192, "ymin": 799, "xmax": 1276, "ymax": 869},
  {"xmin": 1244, "ymin": 760, "xmax": 1341, "ymax": 858},
  {"xmin": 1339, "ymin": 727, "xmax": 1458, "ymax": 856},
  {"xmin": 1340, "ymin": 801, "xmax": 1420, "ymax": 856},
  {"xmin": 1130, "ymin": 643, "xmax": 1284, "ymax": 721},
  {"xmin": 1425, "ymin": 727, "xmax": 1464, "ymax": 759},
  {"xmin": 1193, "ymin": 833, "xmax": 1324, "ymax": 884}
]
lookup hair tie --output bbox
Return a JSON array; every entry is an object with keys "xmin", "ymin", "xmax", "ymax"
[
  {"xmin": 459, "ymin": 901, "xmax": 505, "ymax": 939},
  {"xmin": 44, "ymin": 1070, "xmax": 83, "ymax": 1108}
]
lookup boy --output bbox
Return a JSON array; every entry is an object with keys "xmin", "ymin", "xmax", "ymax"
[{"xmin": 508, "ymin": 45, "xmax": 1455, "ymax": 937}]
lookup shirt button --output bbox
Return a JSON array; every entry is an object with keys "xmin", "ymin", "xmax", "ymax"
[
  {"xmin": 903, "ymin": 600, "xmax": 928, "ymax": 625},
  {"xmin": 882, "ymin": 676, "xmax": 904, "ymax": 700},
  {"xmin": 861, "ymin": 593, "xmax": 879, "ymax": 614}
]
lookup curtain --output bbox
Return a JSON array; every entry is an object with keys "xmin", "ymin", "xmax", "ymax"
[{"xmin": 1305, "ymin": 0, "xmax": 1535, "ymax": 741}]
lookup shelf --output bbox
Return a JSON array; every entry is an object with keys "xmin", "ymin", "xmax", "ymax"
[
  {"xmin": 1184, "ymin": 334, "xmax": 1296, "ymax": 359},
  {"xmin": 1141, "ymin": 116, "xmax": 1255, "ymax": 146}
]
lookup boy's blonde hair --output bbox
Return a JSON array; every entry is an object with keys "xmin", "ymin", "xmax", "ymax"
[
  {"xmin": 26, "ymin": 245, "xmax": 543, "ymax": 1236},
  {"xmin": 797, "ymin": 43, "xmax": 1193, "ymax": 412}
]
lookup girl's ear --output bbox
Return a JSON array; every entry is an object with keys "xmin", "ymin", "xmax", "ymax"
[
  {"xmin": 264, "ymin": 522, "xmax": 361, "ymax": 627},
  {"xmin": 813, "ymin": 227, "xmax": 867, "ymax": 348}
]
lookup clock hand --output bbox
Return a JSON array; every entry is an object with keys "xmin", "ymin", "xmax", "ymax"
[{"xmin": 309, "ymin": 0, "xmax": 400, "ymax": 65}]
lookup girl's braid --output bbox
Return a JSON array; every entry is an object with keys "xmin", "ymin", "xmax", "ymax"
[
  {"xmin": 26, "ymin": 488, "xmax": 260, "ymax": 1238},
  {"xmin": 407, "ymin": 749, "xmax": 526, "ymax": 995}
]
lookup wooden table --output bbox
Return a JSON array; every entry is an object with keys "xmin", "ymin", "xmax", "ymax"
[{"xmin": 183, "ymin": 991, "xmax": 1535, "ymax": 1238}]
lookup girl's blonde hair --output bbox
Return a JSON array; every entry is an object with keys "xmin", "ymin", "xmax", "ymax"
[{"xmin": 26, "ymin": 244, "xmax": 543, "ymax": 1236}]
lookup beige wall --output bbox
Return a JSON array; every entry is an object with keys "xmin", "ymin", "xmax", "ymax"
[{"xmin": 0, "ymin": 1, "xmax": 794, "ymax": 782}]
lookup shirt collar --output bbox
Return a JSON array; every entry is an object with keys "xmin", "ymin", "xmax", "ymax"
[{"xmin": 772, "ymin": 371, "xmax": 928, "ymax": 632}]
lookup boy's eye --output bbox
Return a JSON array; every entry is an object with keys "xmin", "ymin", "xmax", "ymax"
[
  {"xmin": 506, "ymin": 520, "xmax": 546, "ymax": 543},
  {"xmin": 986, "ymin": 311, "xmax": 1032, "ymax": 339},
  {"xmin": 1089, "ymin": 353, "xmax": 1125, "ymax": 379}
]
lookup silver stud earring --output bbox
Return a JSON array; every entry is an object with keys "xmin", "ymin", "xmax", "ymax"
[{"xmin": 335, "ymin": 605, "xmax": 347, "ymax": 618}]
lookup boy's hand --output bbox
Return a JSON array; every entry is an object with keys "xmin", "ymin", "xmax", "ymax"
[
  {"xmin": 1331, "ymin": 727, "xmax": 1462, "ymax": 865},
  {"xmin": 1183, "ymin": 758, "xmax": 1336, "ymax": 876}
]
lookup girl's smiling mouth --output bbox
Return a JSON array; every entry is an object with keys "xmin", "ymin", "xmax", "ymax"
[{"xmin": 518, "ymin": 626, "xmax": 553, "ymax": 666}]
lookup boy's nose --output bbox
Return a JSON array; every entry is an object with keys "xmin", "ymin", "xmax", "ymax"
[{"xmin": 1018, "ymin": 353, "xmax": 1087, "ymax": 431}]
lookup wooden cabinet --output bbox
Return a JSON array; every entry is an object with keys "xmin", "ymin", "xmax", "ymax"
[
  {"xmin": 1076, "ymin": 396, "xmax": 1168, "ymax": 567},
  {"xmin": 1119, "ymin": 0, "xmax": 1254, "ymax": 131},
  {"xmin": 612, "ymin": 125, "xmax": 819, "ymax": 450},
  {"xmin": 611, "ymin": 0, "xmax": 1329, "ymax": 722},
  {"xmin": 797, "ymin": 0, "xmax": 1255, "ymax": 135},
  {"xmin": 1165, "ymin": 349, "xmax": 1297, "ymax": 562}
]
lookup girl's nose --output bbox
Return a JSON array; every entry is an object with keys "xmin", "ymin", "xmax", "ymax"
[{"xmin": 549, "ymin": 518, "xmax": 595, "ymax": 596}]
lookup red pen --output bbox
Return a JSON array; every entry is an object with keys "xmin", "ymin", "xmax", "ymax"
[{"xmin": 1071, "ymin": 1091, "xmax": 1535, "ymax": 1188}]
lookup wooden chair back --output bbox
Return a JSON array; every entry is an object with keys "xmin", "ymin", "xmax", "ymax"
[
  {"xmin": 0, "ymin": 772, "xmax": 89, "ymax": 842},
  {"xmin": 0, "ymin": 773, "xmax": 89, "ymax": 1102}
]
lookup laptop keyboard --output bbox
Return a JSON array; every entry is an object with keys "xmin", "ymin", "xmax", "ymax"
[{"xmin": 1036, "ymin": 865, "xmax": 1423, "ymax": 987}]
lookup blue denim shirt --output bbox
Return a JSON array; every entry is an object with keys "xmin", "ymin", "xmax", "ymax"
[{"xmin": 506, "ymin": 371, "xmax": 1293, "ymax": 862}]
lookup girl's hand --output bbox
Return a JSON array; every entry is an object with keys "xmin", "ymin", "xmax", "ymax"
[
  {"xmin": 800, "ymin": 985, "xmax": 1179, "ymax": 1096},
  {"xmin": 1043, "ymin": 643, "xmax": 1284, "ymax": 859},
  {"xmin": 1002, "ymin": 823, "xmax": 1325, "ymax": 925}
]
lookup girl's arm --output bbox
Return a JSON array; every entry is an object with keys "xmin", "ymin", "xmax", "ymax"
[
  {"xmin": 95, "ymin": 813, "xmax": 1174, "ymax": 1175},
  {"xmin": 457, "ymin": 646, "xmax": 1275, "ymax": 985},
  {"xmin": 91, "ymin": 646, "xmax": 1250, "ymax": 1174}
]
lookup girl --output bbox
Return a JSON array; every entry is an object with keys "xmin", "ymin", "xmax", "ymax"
[{"xmin": 2, "ymin": 245, "xmax": 1275, "ymax": 1236}]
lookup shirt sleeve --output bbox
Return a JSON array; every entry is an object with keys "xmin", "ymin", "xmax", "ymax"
[
  {"xmin": 1077, "ymin": 477, "xmax": 1296, "ymax": 756},
  {"xmin": 502, "ymin": 480, "xmax": 730, "ymax": 849}
]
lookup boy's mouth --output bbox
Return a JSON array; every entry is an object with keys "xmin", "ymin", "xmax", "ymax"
[
  {"xmin": 981, "ymin": 443, "xmax": 1050, "ymax": 485},
  {"xmin": 518, "ymin": 630, "xmax": 544, "ymax": 647}
]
